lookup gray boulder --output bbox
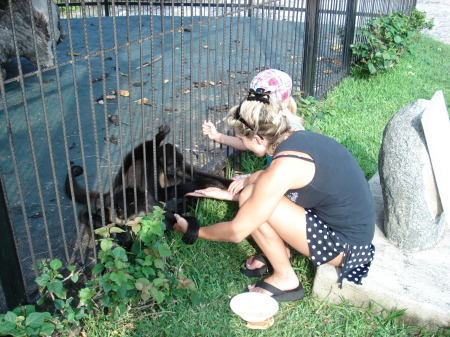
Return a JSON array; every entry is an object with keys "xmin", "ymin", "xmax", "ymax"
[
  {"xmin": 0, "ymin": 0, "xmax": 65, "ymax": 79},
  {"xmin": 378, "ymin": 99, "xmax": 446, "ymax": 251}
]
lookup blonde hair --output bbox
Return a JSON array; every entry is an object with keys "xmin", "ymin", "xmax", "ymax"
[
  {"xmin": 281, "ymin": 96, "xmax": 297, "ymax": 115},
  {"xmin": 226, "ymin": 97, "xmax": 291, "ymax": 154}
]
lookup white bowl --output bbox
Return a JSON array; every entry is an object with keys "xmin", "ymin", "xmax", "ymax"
[{"xmin": 230, "ymin": 292, "xmax": 279, "ymax": 322}]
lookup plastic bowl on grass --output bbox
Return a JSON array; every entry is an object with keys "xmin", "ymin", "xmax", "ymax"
[{"xmin": 229, "ymin": 292, "xmax": 279, "ymax": 323}]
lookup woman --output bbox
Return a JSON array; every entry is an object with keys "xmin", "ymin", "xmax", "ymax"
[{"xmin": 174, "ymin": 89, "xmax": 375, "ymax": 302}]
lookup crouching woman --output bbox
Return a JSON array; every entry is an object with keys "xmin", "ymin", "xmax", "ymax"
[{"xmin": 174, "ymin": 89, "xmax": 375, "ymax": 302}]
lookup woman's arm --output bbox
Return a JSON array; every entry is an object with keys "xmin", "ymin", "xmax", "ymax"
[
  {"xmin": 202, "ymin": 121, "xmax": 248, "ymax": 150},
  {"xmin": 198, "ymin": 154, "xmax": 315, "ymax": 242}
]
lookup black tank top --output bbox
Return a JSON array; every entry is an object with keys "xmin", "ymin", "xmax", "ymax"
[{"xmin": 273, "ymin": 131, "xmax": 375, "ymax": 244}]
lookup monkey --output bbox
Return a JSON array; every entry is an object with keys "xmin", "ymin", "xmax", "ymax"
[
  {"xmin": 65, "ymin": 124, "xmax": 170, "ymax": 225},
  {"xmin": 65, "ymin": 164, "xmax": 200, "ymax": 247},
  {"xmin": 155, "ymin": 143, "xmax": 233, "ymax": 211},
  {"xmin": 65, "ymin": 124, "xmax": 221, "ymax": 248},
  {"xmin": 113, "ymin": 129, "xmax": 233, "ymax": 211}
]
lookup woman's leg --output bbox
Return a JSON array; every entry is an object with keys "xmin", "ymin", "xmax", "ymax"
[{"xmin": 240, "ymin": 185, "xmax": 344, "ymax": 295}]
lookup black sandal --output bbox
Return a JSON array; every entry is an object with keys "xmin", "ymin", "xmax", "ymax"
[
  {"xmin": 240, "ymin": 254, "xmax": 273, "ymax": 278},
  {"xmin": 245, "ymin": 279, "xmax": 305, "ymax": 302}
]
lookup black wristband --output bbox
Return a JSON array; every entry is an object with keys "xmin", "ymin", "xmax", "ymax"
[{"xmin": 181, "ymin": 216, "xmax": 200, "ymax": 245}]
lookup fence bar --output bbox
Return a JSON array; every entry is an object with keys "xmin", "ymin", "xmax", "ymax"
[
  {"xmin": 343, "ymin": 0, "xmax": 358, "ymax": 71},
  {"xmin": 301, "ymin": 0, "xmax": 320, "ymax": 98},
  {"xmin": 0, "ymin": 174, "xmax": 27, "ymax": 309}
]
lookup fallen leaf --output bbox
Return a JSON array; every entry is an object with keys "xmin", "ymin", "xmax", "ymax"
[
  {"xmin": 105, "ymin": 95, "xmax": 116, "ymax": 100},
  {"xmin": 66, "ymin": 52, "xmax": 81, "ymax": 56},
  {"xmin": 28, "ymin": 212, "xmax": 44, "ymax": 218},
  {"xmin": 136, "ymin": 98, "xmax": 149, "ymax": 105},
  {"xmin": 331, "ymin": 45, "xmax": 343, "ymax": 52},
  {"xmin": 108, "ymin": 115, "xmax": 120, "ymax": 126},
  {"xmin": 163, "ymin": 79, "xmax": 169, "ymax": 83},
  {"xmin": 119, "ymin": 90, "xmax": 130, "ymax": 96},
  {"xmin": 119, "ymin": 72, "xmax": 128, "ymax": 76}
]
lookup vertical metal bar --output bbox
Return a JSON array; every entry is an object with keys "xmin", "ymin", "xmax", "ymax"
[
  {"xmin": 105, "ymin": 0, "xmax": 110, "ymax": 17},
  {"xmin": 95, "ymin": 0, "xmax": 115, "ymax": 231},
  {"xmin": 343, "ymin": 0, "xmax": 358, "ymax": 72},
  {"xmin": 301, "ymin": 0, "xmax": 320, "ymax": 98},
  {"xmin": 0, "ymin": 173, "xmax": 27, "ymax": 309}
]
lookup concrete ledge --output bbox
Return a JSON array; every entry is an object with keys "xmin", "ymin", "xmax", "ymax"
[{"xmin": 312, "ymin": 172, "xmax": 450, "ymax": 329}]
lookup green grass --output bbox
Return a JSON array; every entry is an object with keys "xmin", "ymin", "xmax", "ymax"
[{"xmin": 81, "ymin": 35, "xmax": 450, "ymax": 337}]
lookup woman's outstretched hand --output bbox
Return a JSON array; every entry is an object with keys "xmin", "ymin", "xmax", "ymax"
[
  {"xmin": 202, "ymin": 121, "xmax": 220, "ymax": 141},
  {"xmin": 185, "ymin": 187, "xmax": 235, "ymax": 201}
]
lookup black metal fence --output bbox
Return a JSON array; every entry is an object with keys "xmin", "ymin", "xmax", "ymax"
[{"xmin": 0, "ymin": 0, "xmax": 416, "ymax": 311}]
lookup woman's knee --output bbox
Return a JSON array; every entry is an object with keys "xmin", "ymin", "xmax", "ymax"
[{"xmin": 238, "ymin": 184, "xmax": 255, "ymax": 206}]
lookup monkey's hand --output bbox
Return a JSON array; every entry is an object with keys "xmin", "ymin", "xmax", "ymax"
[{"xmin": 174, "ymin": 214, "xmax": 199, "ymax": 245}]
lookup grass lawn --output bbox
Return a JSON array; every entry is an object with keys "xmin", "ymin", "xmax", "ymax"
[{"xmin": 82, "ymin": 35, "xmax": 450, "ymax": 337}]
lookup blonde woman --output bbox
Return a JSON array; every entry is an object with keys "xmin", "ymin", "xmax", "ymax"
[
  {"xmin": 202, "ymin": 69, "xmax": 305, "ymax": 167},
  {"xmin": 175, "ymin": 90, "xmax": 375, "ymax": 302}
]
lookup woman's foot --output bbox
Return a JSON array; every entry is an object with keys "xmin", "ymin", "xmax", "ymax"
[
  {"xmin": 240, "ymin": 254, "xmax": 272, "ymax": 277},
  {"xmin": 247, "ymin": 274, "xmax": 304, "ymax": 302},
  {"xmin": 241, "ymin": 249, "xmax": 292, "ymax": 277}
]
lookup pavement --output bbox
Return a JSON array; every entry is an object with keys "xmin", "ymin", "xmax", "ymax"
[{"xmin": 416, "ymin": 0, "xmax": 450, "ymax": 45}]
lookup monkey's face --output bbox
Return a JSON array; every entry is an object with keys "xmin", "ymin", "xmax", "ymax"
[{"xmin": 113, "ymin": 188, "xmax": 146, "ymax": 223}]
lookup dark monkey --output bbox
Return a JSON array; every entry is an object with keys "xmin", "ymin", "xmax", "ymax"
[{"xmin": 66, "ymin": 124, "xmax": 233, "ymax": 247}]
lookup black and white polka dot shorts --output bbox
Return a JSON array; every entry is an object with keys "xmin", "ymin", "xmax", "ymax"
[{"xmin": 305, "ymin": 208, "xmax": 375, "ymax": 287}]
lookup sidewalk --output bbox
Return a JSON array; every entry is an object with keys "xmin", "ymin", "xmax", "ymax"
[{"xmin": 416, "ymin": 0, "xmax": 450, "ymax": 45}]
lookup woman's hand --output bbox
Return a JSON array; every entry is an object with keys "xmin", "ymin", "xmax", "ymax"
[
  {"xmin": 185, "ymin": 187, "xmax": 235, "ymax": 201},
  {"xmin": 202, "ymin": 121, "xmax": 221, "ymax": 141},
  {"xmin": 173, "ymin": 214, "xmax": 188, "ymax": 234},
  {"xmin": 228, "ymin": 177, "xmax": 248, "ymax": 196}
]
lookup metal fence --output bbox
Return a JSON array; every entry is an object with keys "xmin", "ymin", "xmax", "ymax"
[{"xmin": 0, "ymin": 0, "xmax": 416, "ymax": 311}]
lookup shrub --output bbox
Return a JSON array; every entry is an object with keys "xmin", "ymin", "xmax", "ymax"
[
  {"xmin": 0, "ymin": 207, "xmax": 195, "ymax": 336},
  {"xmin": 350, "ymin": 9, "xmax": 433, "ymax": 75}
]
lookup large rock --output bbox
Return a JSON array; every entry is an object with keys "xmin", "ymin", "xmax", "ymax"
[
  {"xmin": 378, "ymin": 99, "xmax": 446, "ymax": 251},
  {"xmin": 0, "ymin": 0, "xmax": 65, "ymax": 79}
]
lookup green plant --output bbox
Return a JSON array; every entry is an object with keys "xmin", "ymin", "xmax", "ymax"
[
  {"xmin": 0, "ymin": 207, "xmax": 195, "ymax": 336},
  {"xmin": 0, "ymin": 305, "xmax": 59, "ymax": 337},
  {"xmin": 0, "ymin": 259, "xmax": 81, "ymax": 336},
  {"xmin": 350, "ymin": 9, "xmax": 433, "ymax": 75},
  {"xmin": 294, "ymin": 95, "xmax": 334, "ymax": 132}
]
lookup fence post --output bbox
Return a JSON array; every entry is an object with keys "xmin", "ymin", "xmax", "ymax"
[
  {"xmin": 301, "ymin": 0, "xmax": 320, "ymax": 98},
  {"xmin": 104, "ymin": 0, "xmax": 110, "ymax": 17},
  {"xmin": 342, "ymin": 0, "xmax": 358, "ymax": 72},
  {"xmin": 247, "ymin": 0, "xmax": 253, "ymax": 17},
  {"xmin": 0, "ymin": 173, "xmax": 26, "ymax": 310}
]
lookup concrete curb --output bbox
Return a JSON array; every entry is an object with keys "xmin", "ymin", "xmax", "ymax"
[{"xmin": 312, "ymin": 172, "xmax": 450, "ymax": 329}]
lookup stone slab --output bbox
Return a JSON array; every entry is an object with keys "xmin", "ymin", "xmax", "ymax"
[
  {"xmin": 312, "ymin": 172, "xmax": 450, "ymax": 329},
  {"xmin": 421, "ymin": 90, "xmax": 450, "ymax": 222}
]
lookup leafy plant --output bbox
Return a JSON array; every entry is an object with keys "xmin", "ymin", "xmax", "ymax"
[
  {"xmin": 350, "ymin": 9, "xmax": 433, "ymax": 75},
  {"xmin": 294, "ymin": 95, "xmax": 334, "ymax": 132},
  {"xmin": 0, "ymin": 207, "xmax": 195, "ymax": 336}
]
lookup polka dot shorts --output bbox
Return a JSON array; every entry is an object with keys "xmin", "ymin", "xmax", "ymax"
[{"xmin": 305, "ymin": 209, "xmax": 375, "ymax": 288}]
